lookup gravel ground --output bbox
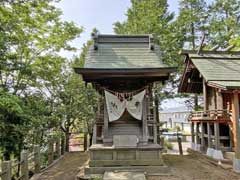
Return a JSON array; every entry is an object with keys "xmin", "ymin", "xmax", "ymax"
[
  {"xmin": 31, "ymin": 149, "xmax": 240, "ymax": 180},
  {"xmin": 32, "ymin": 152, "xmax": 88, "ymax": 180},
  {"xmin": 148, "ymin": 153, "xmax": 240, "ymax": 180}
]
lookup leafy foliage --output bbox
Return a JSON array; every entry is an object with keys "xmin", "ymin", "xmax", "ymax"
[{"xmin": 0, "ymin": 0, "xmax": 83, "ymax": 160}]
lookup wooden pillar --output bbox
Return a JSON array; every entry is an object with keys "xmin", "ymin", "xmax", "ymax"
[
  {"xmin": 207, "ymin": 122, "xmax": 212, "ymax": 148},
  {"xmin": 56, "ymin": 138, "xmax": 61, "ymax": 158},
  {"xmin": 48, "ymin": 138, "xmax": 54, "ymax": 165},
  {"xmin": 214, "ymin": 123, "xmax": 220, "ymax": 150},
  {"xmin": 229, "ymin": 126, "xmax": 233, "ymax": 150},
  {"xmin": 196, "ymin": 123, "xmax": 200, "ymax": 144},
  {"xmin": 191, "ymin": 122, "xmax": 195, "ymax": 143},
  {"xmin": 92, "ymin": 124, "xmax": 97, "ymax": 144},
  {"xmin": 142, "ymin": 97, "xmax": 148, "ymax": 143},
  {"xmin": 103, "ymin": 100, "xmax": 108, "ymax": 140},
  {"xmin": 232, "ymin": 91, "xmax": 240, "ymax": 158},
  {"xmin": 153, "ymin": 103, "xmax": 157, "ymax": 144},
  {"xmin": 200, "ymin": 122, "xmax": 205, "ymax": 150},
  {"xmin": 34, "ymin": 145, "xmax": 41, "ymax": 173},
  {"xmin": 20, "ymin": 150, "xmax": 29, "ymax": 180},
  {"xmin": 216, "ymin": 90, "xmax": 223, "ymax": 110},
  {"xmin": 2, "ymin": 161, "xmax": 11, "ymax": 180},
  {"xmin": 203, "ymin": 78, "xmax": 207, "ymax": 111}
]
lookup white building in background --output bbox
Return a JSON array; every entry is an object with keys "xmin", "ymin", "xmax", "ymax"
[{"xmin": 159, "ymin": 107, "xmax": 191, "ymax": 133}]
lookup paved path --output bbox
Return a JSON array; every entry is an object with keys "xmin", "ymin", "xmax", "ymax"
[{"xmin": 32, "ymin": 152, "xmax": 88, "ymax": 180}]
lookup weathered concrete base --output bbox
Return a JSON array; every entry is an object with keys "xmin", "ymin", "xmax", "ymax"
[
  {"xmin": 213, "ymin": 150, "xmax": 224, "ymax": 160},
  {"xmin": 81, "ymin": 144, "xmax": 168, "ymax": 178},
  {"xmin": 233, "ymin": 158, "xmax": 240, "ymax": 173},
  {"xmin": 206, "ymin": 148, "xmax": 214, "ymax": 157},
  {"xmin": 206, "ymin": 148, "xmax": 224, "ymax": 160},
  {"xmin": 104, "ymin": 171, "xmax": 146, "ymax": 180}
]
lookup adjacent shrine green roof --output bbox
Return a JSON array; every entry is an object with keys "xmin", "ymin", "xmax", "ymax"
[
  {"xmin": 84, "ymin": 34, "xmax": 166, "ymax": 69},
  {"xmin": 179, "ymin": 50, "xmax": 240, "ymax": 91}
]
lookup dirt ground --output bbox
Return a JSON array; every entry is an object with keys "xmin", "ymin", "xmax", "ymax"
[
  {"xmin": 31, "ymin": 152, "xmax": 88, "ymax": 180},
  {"xmin": 148, "ymin": 153, "xmax": 240, "ymax": 180},
  {"xmin": 31, "ymin": 150, "xmax": 240, "ymax": 180}
]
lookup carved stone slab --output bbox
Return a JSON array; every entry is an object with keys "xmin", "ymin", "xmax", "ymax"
[{"xmin": 113, "ymin": 135, "xmax": 138, "ymax": 147}]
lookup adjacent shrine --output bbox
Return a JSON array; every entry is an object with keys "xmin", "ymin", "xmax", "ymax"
[
  {"xmin": 75, "ymin": 34, "xmax": 175, "ymax": 176},
  {"xmin": 179, "ymin": 49, "xmax": 240, "ymax": 172}
]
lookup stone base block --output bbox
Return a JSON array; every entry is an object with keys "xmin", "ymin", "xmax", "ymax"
[
  {"xmin": 83, "ymin": 144, "xmax": 167, "ymax": 177},
  {"xmin": 212, "ymin": 150, "xmax": 224, "ymax": 160},
  {"xmin": 233, "ymin": 158, "xmax": 240, "ymax": 173},
  {"xmin": 206, "ymin": 148, "xmax": 214, "ymax": 157},
  {"xmin": 206, "ymin": 148, "xmax": 224, "ymax": 160}
]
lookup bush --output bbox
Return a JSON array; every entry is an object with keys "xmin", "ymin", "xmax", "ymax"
[{"xmin": 164, "ymin": 140, "xmax": 173, "ymax": 150}]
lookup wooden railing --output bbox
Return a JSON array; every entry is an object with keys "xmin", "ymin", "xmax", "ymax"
[
  {"xmin": 188, "ymin": 109, "xmax": 231, "ymax": 121},
  {"xmin": 0, "ymin": 135, "xmax": 66, "ymax": 180}
]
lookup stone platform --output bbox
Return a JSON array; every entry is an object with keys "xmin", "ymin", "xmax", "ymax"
[{"xmin": 84, "ymin": 144, "xmax": 168, "ymax": 176}]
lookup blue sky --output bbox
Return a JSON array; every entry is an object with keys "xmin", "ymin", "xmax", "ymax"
[
  {"xmin": 56, "ymin": 0, "xmax": 185, "ymax": 110},
  {"xmin": 56, "ymin": 0, "xmax": 179, "ymax": 54}
]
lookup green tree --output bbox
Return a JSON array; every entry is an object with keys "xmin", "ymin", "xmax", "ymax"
[
  {"xmin": 208, "ymin": 0, "xmax": 240, "ymax": 46},
  {"xmin": 176, "ymin": 0, "xmax": 208, "ymax": 49},
  {"xmin": 57, "ymin": 67, "xmax": 98, "ymax": 151},
  {"xmin": 113, "ymin": 0, "xmax": 183, "ymax": 67},
  {"xmin": 0, "ymin": 0, "xmax": 82, "ymax": 159}
]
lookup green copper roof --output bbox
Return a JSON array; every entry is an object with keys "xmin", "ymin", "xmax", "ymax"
[
  {"xmin": 84, "ymin": 34, "xmax": 167, "ymax": 69},
  {"xmin": 191, "ymin": 58, "xmax": 240, "ymax": 81},
  {"xmin": 188, "ymin": 51, "xmax": 240, "ymax": 89},
  {"xmin": 208, "ymin": 81, "xmax": 240, "ymax": 90}
]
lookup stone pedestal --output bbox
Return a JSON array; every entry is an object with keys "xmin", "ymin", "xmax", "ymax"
[
  {"xmin": 84, "ymin": 144, "xmax": 168, "ymax": 176},
  {"xmin": 233, "ymin": 158, "xmax": 240, "ymax": 173}
]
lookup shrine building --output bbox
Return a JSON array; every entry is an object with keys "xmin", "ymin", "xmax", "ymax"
[
  {"xmin": 74, "ymin": 34, "xmax": 176, "ymax": 176},
  {"xmin": 179, "ymin": 49, "xmax": 240, "ymax": 172}
]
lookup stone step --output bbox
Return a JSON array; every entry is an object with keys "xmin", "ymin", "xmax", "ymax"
[
  {"xmin": 103, "ymin": 171, "xmax": 146, "ymax": 180},
  {"xmin": 84, "ymin": 165, "xmax": 170, "ymax": 175}
]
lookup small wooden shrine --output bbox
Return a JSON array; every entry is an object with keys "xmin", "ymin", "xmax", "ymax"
[
  {"xmin": 179, "ymin": 49, "xmax": 240, "ymax": 172},
  {"xmin": 75, "ymin": 34, "xmax": 175, "ymax": 175}
]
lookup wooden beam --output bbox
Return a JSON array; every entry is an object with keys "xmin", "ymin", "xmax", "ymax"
[
  {"xmin": 196, "ymin": 123, "xmax": 200, "ymax": 144},
  {"xmin": 231, "ymin": 92, "xmax": 240, "ymax": 158},
  {"xmin": 207, "ymin": 122, "xmax": 212, "ymax": 148},
  {"xmin": 200, "ymin": 122, "xmax": 205, "ymax": 150},
  {"xmin": 142, "ymin": 97, "xmax": 148, "ymax": 144},
  {"xmin": 103, "ymin": 99, "xmax": 109, "ymax": 141},
  {"xmin": 191, "ymin": 122, "xmax": 195, "ymax": 143},
  {"xmin": 216, "ymin": 90, "xmax": 223, "ymax": 110},
  {"xmin": 203, "ymin": 78, "xmax": 207, "ymax": 111},
  {"xmin": 214, "ymin": 123, "xmax": 220, "ymax": 150}
]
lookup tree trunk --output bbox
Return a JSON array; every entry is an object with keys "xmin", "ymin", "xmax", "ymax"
[
  {"xmin": 83, "ymin": 133, "xmax": 88, "ymax": 151},
  {"xmin": 65, "ymin": 131, "xmax": 70, "ymax": 152},
  {"xmin": 89, "ymin": 133, "xmax": 93, "ymax": 147}
]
